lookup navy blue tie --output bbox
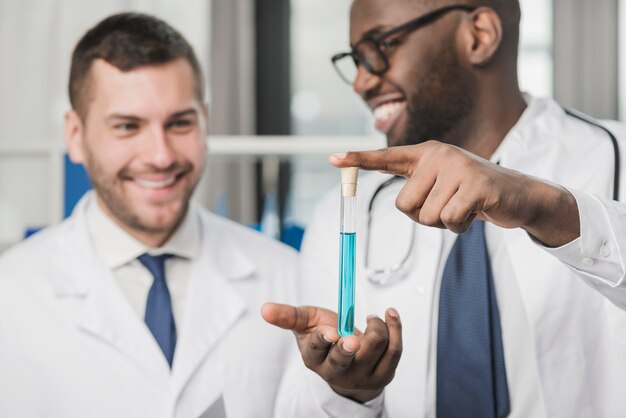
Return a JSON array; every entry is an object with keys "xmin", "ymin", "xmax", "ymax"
[
  {"xmin": 138, "ymin": 253, "xmax": 176, "ymax": 368},
  {"xmin": 436, "ymin": 221, "xmax": 510, "ymax": 418}
]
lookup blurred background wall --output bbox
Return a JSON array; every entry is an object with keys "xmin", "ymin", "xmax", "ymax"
[{"xmin": 0, "ymin": 0, "xmax": 624, "ymax": 251}]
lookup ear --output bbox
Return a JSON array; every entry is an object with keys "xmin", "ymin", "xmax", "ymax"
[
  {"xmin": 64, "ymin": 110, "xmax": 86, "ymax": 164},
  {"xmin": 459, "ymin": 7, "xmax": 503, "ymax": 66},
  {"xmin": 202, "ymin": 102, "xmax": 209, "ymax": 127},
  {"xmin": 202, "ymin": 102, "xmax": 211, "ymax": 141}
]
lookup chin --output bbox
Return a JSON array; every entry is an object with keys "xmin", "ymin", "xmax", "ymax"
[
  {"xmin": 135, "ymin": 218, "xmax": 181, "ymax": 237},
  {"xmin": 386, "ymin": 127, "xmax": 433, "ymax": 148},
  {"xmin": 135, "ymin": 204, "xmax": 186, "ymax": 233},
  {"xmin": 385, "ymin": 120, "xmax": 421, "ymax": 147},
  {"xmin": 385, "ymin": 129, "xmax": 404, "ymax": 148},
  {"xmin": 386, "ymin": 137, "xmax": 402, "ymax": 148},
  {"xmin": 386, "ymin": 133, "xmax": 415, "ymax": 148}
]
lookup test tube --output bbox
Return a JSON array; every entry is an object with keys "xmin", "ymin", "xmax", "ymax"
[{"xmin": 338, "ymin": 167, "xmax": 359, "ymax": 337}]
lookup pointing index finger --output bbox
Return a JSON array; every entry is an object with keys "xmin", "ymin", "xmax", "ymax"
[{"xmin": 329, "ymin": 146, "xmax": 420, "ymax": 177}]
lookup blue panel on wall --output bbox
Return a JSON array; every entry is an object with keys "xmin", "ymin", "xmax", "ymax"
[
  {"xmin": 64, "ymin": 154, "xmax": 92, "ymax": 218},
  {"xmin": 249, "ymin": 222, "xmax": 305, "ymax": 251},
  {"xmin": 282, "ymin": 223, "xmax": 305, "ymax": 251}
]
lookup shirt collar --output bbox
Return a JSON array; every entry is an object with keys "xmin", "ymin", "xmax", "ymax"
[
  {"xmin": 85, "ymin": 194, "xmax": 200, "ymax": 269},
  {"xmin": 490, "ymin": 93, "xmax": 553, "ymax": 165}
]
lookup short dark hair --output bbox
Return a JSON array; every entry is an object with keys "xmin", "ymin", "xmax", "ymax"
[
  {"xmin": 421, "ymin": 0, "xmax": 521, "ymax": 58},
  {"xmin": 69, "ymin": 12, "xmax": 205, "ymax": 119}
]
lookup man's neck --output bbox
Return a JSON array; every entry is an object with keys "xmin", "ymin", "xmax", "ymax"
[
  {"xmin": 446, "ymin": 86, "xmax": 527, "ymax": 160},
  {"xmin": 95, "ymin": 195, "xmax": 181, "ymax": 249}
]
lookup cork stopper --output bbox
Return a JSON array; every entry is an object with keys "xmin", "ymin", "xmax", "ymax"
[{"xmin": 341, "ymin": 167, "xmax": 359, "ymax": 197}]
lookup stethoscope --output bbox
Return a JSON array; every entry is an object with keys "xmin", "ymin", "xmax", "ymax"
[{"xmin": 365, "ymin": 109, "xmax": 621, "ymax": 286}]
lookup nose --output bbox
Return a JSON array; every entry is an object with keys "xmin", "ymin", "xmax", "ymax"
[
  {"xmin": 352, "ymin": 64, "xmax": 381, "ymax": 99},
  {"xmin": 145, "ymin": 126, "xmax": 176, "ymax": 169}
]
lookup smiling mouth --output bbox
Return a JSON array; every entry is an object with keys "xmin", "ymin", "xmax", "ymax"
[
  {"xmin": 373, "ymin": 100, "xmax": 406, "ymax": 134},
  {"xmin": 134, "ymin": 176, "xmax": 179, "ymax": 189},
  {"xmin": 129, "ymin": 166, "xmax": 191, "ymax": 190}
]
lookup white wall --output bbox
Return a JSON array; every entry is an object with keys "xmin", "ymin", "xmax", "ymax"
[{"xmin": 0, "ymin": 0, "xmax": 211, "ymax": 246}]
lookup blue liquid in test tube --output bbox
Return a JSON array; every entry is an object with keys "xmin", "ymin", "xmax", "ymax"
[
  {"xmin": 338, "ymin": 167, "xmax": 358, "ymax": 337},
  {"xmin": 338, "ymin": 231, "xmax": 356, "ymax": 336}
]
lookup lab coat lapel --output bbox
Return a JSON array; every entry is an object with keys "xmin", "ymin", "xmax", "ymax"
[
  {"xmin": 50, "ymin": 204, "xmax": 170, "ymax": 378},
  {"xmin": 412, "ymin": 225, "xmax": 443, "ymax": 408},
  {"xmin": 78, "ymin": 264, "xmax": 172, "ymax": 376},
  {"xmin": 171, "ymin": 212, "xmax": 251, "ymax": 400}
]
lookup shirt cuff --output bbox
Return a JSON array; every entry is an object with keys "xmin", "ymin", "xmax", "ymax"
[
  {"xmin": 310, "ymin": 373, "xmax": 385, "ymax": 418},
  {"xmin": 541, "ymin": 188, "xmax": 624, "ymax": 286}
]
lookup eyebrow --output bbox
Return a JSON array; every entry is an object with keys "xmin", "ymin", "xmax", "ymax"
[
  {"xmin": 352, "ymin": 25, "xmax": 386, "ymax": 45},
  {"xmin": 167, "ymin": 108, "xmax": 198, "ymax": 120},
  {"xmin": 104, "ymin": 114, "xmax": 142, "ymax": 124},
  {"xmin": 363, "ymin": 25, "xmax": 388, "ymax": 37},
  {"xmin": 351, "ymin": 24, "xmax": 397, "ymax": 47},
  {"xmin": 104, "ymin": 108, "xmax": 198, "ymax": 124}
]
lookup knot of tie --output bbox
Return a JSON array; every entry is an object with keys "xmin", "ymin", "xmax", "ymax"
[{"xmin": 137, "ymin": 253, "xmax": 172, "ymax": 285}]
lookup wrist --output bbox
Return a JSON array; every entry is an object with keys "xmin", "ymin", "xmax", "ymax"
[
  {"xmin": 330, "ymin": 385, "xmax": 383, "ymax": 404},
  {"xmin": 522, "ymin": 179, "xmax": 580, "ymax": 247}
]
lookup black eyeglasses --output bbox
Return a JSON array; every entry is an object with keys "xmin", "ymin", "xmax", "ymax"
[{"xmin": 331, "ymin": 4, "xmax": 476, "ymax": 84}]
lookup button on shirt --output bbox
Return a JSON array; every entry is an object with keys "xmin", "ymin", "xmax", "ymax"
[{"xmin": 85, "ymin": 198, "xmax": 199, "ymax": 331}]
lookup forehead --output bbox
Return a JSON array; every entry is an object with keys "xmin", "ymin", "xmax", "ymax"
[
  {"xmin": 349, "ymin": 0, "xmax": 430, "ymax": 41},
  {"xmin": 87, "ymin": 58, "xmax": 198, "ymax": 113}
]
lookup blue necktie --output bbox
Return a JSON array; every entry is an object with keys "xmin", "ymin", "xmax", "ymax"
[
  {"xmin": 436, "ymin": 221, "xmax": 510, "ymax": 418},
  {"xmin": 138, "ymin": 253, "xmax": 176, "ymax": 368}
]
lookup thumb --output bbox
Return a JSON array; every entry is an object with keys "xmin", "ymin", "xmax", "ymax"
[{"xmin": 261, "ymin": 302, "xmax": 316, "ymax": 332}]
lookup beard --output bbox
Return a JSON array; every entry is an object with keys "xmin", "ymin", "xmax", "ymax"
[
  {"xmin": 393, "ymin": 45, "xmax": 475, "ymax": 147},
  {"xmin": 86, "ymin": 153, "xmax": 199, "ymax": 236}
]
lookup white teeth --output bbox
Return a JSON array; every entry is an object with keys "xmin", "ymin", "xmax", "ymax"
[
  {"xmin": 373, "ymin": 101, "xmax": 404, "ymax": 121},
  {"xmin": 134, "ymin": 176, "xmax": 177, "ymax": 189}
]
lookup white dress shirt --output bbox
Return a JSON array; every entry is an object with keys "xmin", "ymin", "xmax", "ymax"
[{"xmin": 85, "ymin": 197, "xmax": 199, "ymax": 331}]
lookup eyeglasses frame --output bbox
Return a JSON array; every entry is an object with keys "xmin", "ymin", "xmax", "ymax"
[{"xmin": 331, "ymin": 4, "xmax": 477, "ymax": 84}]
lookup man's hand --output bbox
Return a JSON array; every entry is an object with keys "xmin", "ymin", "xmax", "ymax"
[
  {"xmin": 261, "ymin": 302, "xmax": 402, "ymax": 403},
  {"xmin": 331, "ymin": 140, "xmax": 580, "ymax": 247}
]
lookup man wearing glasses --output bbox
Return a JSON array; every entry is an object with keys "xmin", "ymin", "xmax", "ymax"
[{"xmin": 264, "ymin": 0, "xmax": 626, "ymax": 417}]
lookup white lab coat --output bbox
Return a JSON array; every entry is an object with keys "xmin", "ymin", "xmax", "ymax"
[
  {"xmin": 275, "ymin": 97, "xmax": 626, "ymax": 417},
  {"xmin": 0, "ymin": 197, "xmax": 298, "ymax": 418}
]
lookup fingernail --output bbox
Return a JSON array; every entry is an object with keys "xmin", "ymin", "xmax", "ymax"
[
  {"xmin": 366, "ymin": 314, "xmax": 379, "ymax": 321},
  {"xmin": 387, "ymin": 308, "xmax": 399, "ymax": 319},
  {"xmin": 341, "ymin": 341, "xmax": 356, "ymax": 355},
  {"xmin": 321, "ymin": 334, "xmax": 333, "ymax": 343},
  {"xmin": 332, "ymin": 152, "xmax": 347, "ymax": 160}
]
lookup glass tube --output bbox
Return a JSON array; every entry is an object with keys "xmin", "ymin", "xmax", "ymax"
[{"xmin": 338, "ymin": 194, "xmax": 356, "ymax": 337}]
